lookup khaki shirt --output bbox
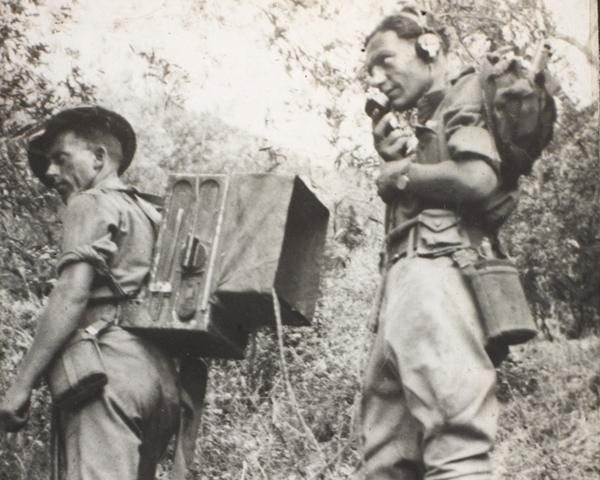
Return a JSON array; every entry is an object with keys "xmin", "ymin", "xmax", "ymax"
[
  {"xmin": 57, "ymin": 177, "xmax": 161, "ymax": 300},
  {"xmin": 387, "ymin": 71, "xmax": 519, "ymax": 235}
]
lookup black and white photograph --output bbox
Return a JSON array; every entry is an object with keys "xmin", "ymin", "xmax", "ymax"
[{"xmin": 0, "ymin": 1, "xmax": 598, "ymax": 479}]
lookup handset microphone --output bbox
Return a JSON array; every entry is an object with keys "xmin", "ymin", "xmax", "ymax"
[{"xmin": 365, "ymin": 91, "xmax": 391, "ymax": 122}]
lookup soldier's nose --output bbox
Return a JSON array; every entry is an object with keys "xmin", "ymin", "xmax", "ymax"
[
  {"xmin": 44, "ymin": 163, "xmax": 60, "ymax": 184},
  {"xmin": 368, "ymin": 66, "xmax": 386, "ymax": 88}
]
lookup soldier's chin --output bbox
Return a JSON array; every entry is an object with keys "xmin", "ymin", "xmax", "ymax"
[
  {"xmin": 390, "ymin": 97, "xmax": 414, "ymax": 112},
  {"xmin": 55, "ymin": 185, "xmax": 72, "ymax": 203}
]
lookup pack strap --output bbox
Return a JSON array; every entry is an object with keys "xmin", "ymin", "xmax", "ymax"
[
  {"xmin": 124, "ymin": 187, "xmax": 163, "ymax": 231},
  {"xmin": 84, "ymin": 319, "xmax": 112, "ymax": 337},
  {"xmin": 98, "ymin": 187, "xmax": 163, "ymax": 300}
]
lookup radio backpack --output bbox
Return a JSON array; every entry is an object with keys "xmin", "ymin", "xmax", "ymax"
[{"xmin": 480, "ymin": 44, "xmax": 560, "ymax": 187}]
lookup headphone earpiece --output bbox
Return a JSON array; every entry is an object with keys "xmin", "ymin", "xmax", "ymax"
[{"xmin": 415, "ymin": 32, "xmax": 442, "ymax": 62}]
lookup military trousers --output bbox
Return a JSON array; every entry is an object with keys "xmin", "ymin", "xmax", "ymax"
[
  {"xmin": 59, "ymin": 326, "xmax": 181, "ymax": 480},
  {"xmin": 360, "ymin": 256, "xmax": 498, "ymax": 480}
]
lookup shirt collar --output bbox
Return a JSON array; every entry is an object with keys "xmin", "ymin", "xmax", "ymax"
[
  {"xmin": 416, "ymin": 90, "xmax": 445, "ymax": 124},
  {"xmin": 92, "ymin": 176, "xmax": 129, "ymax": 191}
]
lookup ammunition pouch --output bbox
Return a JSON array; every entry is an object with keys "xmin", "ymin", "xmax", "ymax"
[{"xmin": 47, "ymin": 321, "xmax": 109, "ymax": 410}]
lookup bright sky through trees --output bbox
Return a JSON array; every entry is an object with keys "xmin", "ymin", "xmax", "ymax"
[{"xmin": 35, "ymin": 0, "xmax": 598, "ymax": 162}]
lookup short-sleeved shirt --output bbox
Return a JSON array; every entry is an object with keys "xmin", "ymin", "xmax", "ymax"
[
  {"xmin": 57, "ymin": 177, "xmax": 161, "ymax": 301},
  {"xmin": 386, "ymin": 71, "xmax": 519, "ymax": 234}
]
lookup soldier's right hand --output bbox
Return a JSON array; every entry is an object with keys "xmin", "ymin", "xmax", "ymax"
[
  {"xmin": 373, "ymin": 112, "xmax": 412, "ymax": 162},
  {"xmin": 376, "ymin": 157, "xmax": 413, "ymax": 204},
  {"xmin": 0, "ymin": 385, "xmax": 31, "ymax": 433}
]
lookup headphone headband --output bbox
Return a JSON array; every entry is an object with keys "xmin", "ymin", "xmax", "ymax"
[
  {"xmin": 367, "ymin": 5, "xmax": 445, "ymax": 61},
  {"xmin": 399, "ymin": 5, "xmax": 428, "ymax": 30}
]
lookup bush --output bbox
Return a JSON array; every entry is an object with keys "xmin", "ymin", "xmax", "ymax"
[
  {"xmin": 0, "ymin": 291, "xmax": 51, "ymax": 480},
  {"xmin": 494, "ymin": 337, "xmax": 600, "ymax": 479}
]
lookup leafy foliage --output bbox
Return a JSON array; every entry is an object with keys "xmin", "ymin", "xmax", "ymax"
[
  {"xmin": 494, "ymin": 338, "xmax": 600, "ymax": 479},
  {"xmin": 502, "ymin": 100, "xmax": 600, "ymax": 337},
  {"xmin": 0, "ymin": 3, "xmax": 96, "ymax": 477},
  {"xmin": 0, "ymin": 0, "xmax": 95, "ymax": 299},
  {"xmin": 0, "ymin": 292, "xmax": 52, "ymax": 480}
]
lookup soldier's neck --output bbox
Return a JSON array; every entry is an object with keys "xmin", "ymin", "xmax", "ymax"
[
  {"xmin": 90, "ymin": 169, "xmax": 120, "ymax": 190},
  {"xmin": 426, "ymin": 60, "xmax": 450, "ymax": 95}
]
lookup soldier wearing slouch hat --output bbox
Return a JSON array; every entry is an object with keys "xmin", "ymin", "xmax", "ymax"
[{"xmin": 1, "ymin": 106, "xmax": 205, "ymax": 480}]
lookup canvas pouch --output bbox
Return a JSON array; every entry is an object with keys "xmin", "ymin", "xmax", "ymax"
[
  {"xmin": 453, "ymin": 250, "xmax": 537, "ymax": 346},
  {"xmin": 47, "ymin": 323, "xmax": 108, "ymax": 409},
  {"xmin": 414, "ymin": 209, "xmax": 471, "ymax": 257}
]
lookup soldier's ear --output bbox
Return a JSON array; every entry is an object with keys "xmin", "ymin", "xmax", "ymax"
[{"xmin": 94, "ymin": 146, "xmax": 107, "ymax": 170}]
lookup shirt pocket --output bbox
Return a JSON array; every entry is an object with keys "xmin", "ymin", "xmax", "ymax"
[{"xmin": 415, "ymin": 209, "xmax": 471, "ymax": 256}]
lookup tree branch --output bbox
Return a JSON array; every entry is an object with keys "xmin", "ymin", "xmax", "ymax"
[{"xmin": 551, "ymin": 33, "xmax": 595, "ymax": 65}]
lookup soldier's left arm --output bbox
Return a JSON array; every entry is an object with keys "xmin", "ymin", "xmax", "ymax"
[
  {"xmin": 0, "ymin": 261, "xmax": 94, "ymax": 432},
  {"xmin": 378, "ymin": 74, "xmax": 503, "ymax": 204},
  {"xmin": 377, "ymin": 157, "xmax": 499, "ymax": 203}
]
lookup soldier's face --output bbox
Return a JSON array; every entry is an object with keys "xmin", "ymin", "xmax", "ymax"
[
  {"xmin": 44, "ymin": 131, "xmax": 100, "ymax": 202},
  {"xmin": 366, "ymin": 30, "xmax": 434, "ymax": 112}
]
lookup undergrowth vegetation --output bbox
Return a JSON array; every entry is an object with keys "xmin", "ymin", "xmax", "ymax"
[{"xmin": 2, "ymin": 239, "xmax": 598, "ymax": 479}]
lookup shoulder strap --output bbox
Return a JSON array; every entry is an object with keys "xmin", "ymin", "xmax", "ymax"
[
  {"xmin": 134, "ymin": 191, "xmax": 165, "ymax": 208},
  {"xmin": 99, "ymin": 186, "xmax": 164, "ymax": 299},
  {"xmin": 479, "ymin": 59, "xmax": 498, "ymax": 148},
  {"xmin": 122, "ymin": 187, "xmax": 163, "ymax": 233}
]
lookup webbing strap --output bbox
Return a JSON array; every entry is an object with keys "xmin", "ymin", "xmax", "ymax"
[
  {"xmin": 104, "ymin": 274, "xmax": 129, "ymax": 300},
  {"xmin": 84, "ymin": 319, "xmax": 111, "ymax": 336},
  {"xmin": 60, "ymin": 351, "xmax": 79, "ymax": 387},
  {"xmin": 479, "ymin": 61, "xmax": 498, "ymax": 150},
  {"xmin": 101, "ymin": 188, "xmax": 163, "ymax": 300}
]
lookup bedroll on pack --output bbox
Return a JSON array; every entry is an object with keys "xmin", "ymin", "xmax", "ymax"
[{"xmin": 480, "ymin": 43, "xmax": 560, "ymax": 186}]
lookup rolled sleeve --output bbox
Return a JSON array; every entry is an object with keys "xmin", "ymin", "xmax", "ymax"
[
  {"xmin": 443, "ymin": 75, "xmax": 501, "ymax": 174},
  {"xmin": 447, "ymin": 126, "xmax": 500, "ymax": 171},
  {"xmin": 57, "ymin": 193, "xmax": 119, "ymax": 277}
]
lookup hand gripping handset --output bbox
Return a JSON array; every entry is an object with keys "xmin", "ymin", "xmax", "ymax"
[
  {"xmin": 365, "ymin": 91, "xmax": 391, "ymax": 123},
  {"xmin": 365, "ymin": 91, "xmax": 418, "ymax": 159}
]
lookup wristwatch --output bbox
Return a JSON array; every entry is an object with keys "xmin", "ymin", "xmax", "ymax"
[
  {"xmin": 396, "ymin": 173, "xmax": 410, "ymax": 191},
  {"xmin": 396, "ymin": 159, "xmax": 413, "ymax": 191}
]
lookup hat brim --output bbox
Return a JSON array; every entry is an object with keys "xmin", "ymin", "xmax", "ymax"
[{"xmin": 27, "ymin": 106, "xmax": 136, "ymax": 186}]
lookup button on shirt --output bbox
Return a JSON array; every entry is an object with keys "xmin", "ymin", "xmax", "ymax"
[{"xmin": 57, "ymin": 177, "xmax": 161, "ymax": 300}]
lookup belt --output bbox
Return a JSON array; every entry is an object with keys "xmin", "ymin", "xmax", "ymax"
[
  {"xmin": 385, "ymin": 209, "xmax": 492, "ymax": 265},
  {"xmin": 80, "ymin": 297, "xmax": 144, "ymax": 330}
]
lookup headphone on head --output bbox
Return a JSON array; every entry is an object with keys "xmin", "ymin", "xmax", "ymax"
[
  {"xmin": 416, "ymin": 32, "xmax": 442, "ymax": 62},
  {"xmin": 399, "ymin": 5, "xmax": 443, "ymax": 62}
]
